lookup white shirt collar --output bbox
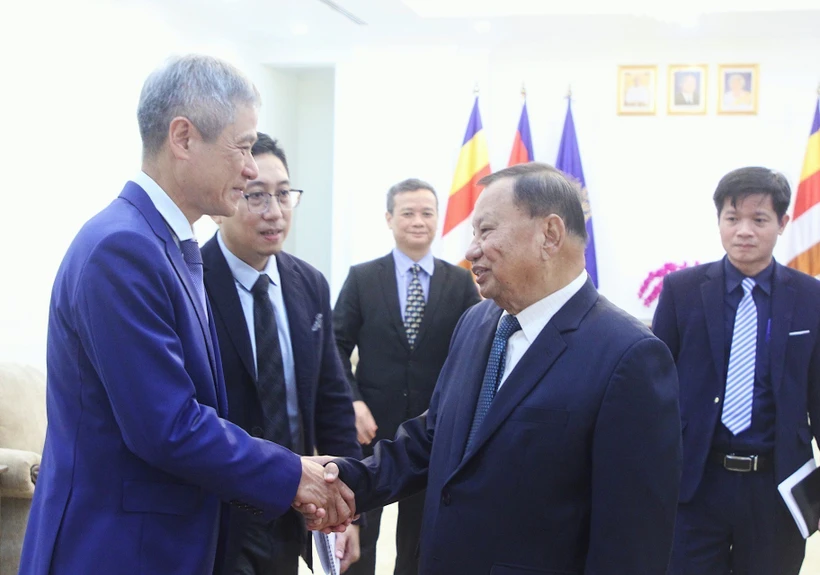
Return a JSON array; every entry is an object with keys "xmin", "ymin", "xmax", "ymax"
[
  {"xmin": 501, "ymin": 270, "xmax": 588, "ymax": 343},
  {"xmin": 393, "ymin": 248, "xmax": 435, "ymax": 277},
  {"xmin": 217, "ymin": 231, "xmax": 281, "ymax": 292},
  {"xmin": 132, "ymin": 171, "xmax": 194, "ymax": 242}
]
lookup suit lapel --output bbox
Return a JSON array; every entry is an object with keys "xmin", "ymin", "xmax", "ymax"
[
  {"xmin": 445, "ymin": 307, "xmax": 500, "ymax": 468},
  {"xmin": 701, "ymin": 262, "xmax": 726, "ymax": 383},
  {"xmin": 201, "ymin": 235, "xmax": 256, "ymax": 381},
  {"xmin": 454, "ymin": 280, "xmax": 597, "ymax": 474},
  {"xmin": 413, "ymin": 258, "xmax": 445, "ymax": 350},
  {"xmin": 120, "ymin": 183, "xmax": 219, "ymax": 387},
  {"xmin": 278, "ymin": 253, "xmax": 312, "ymax": 455},
  {"xmin": 769, "ymin": 263, "xmax": 795, "ymax": 395},
  {"xmin": 378, "ymin": 254, "xmax": 411, "ymax": 351}
]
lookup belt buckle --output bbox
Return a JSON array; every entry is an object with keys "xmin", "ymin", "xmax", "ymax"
[{"xmin": 723, "ymin": 454, "xmax": 757, "ymax": 472}]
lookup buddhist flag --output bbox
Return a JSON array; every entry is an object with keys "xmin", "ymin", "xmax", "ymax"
[
  {"xmin": 508, "ymin": 101, "xmax": 534, "ymax": 166},
  {"xmin": 441, "ymin": 97, "xmax": 491, "ymax": 268},
  {"xmin": 556, "ymin": 98, "xmax": 598, "ymax": 287},
  {"xmin": 787, "ymin": 98, "xmax": 820, "ymax": 277}
]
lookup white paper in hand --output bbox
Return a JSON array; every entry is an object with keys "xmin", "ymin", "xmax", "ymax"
[{"xmin": 313, "ymin": 531, "xmax": 341, "ymax": 575}]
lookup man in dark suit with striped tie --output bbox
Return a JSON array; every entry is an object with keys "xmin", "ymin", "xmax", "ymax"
[
  {"xmin": 334, "ymin": 178, "xmax": 480, "ymax": 575},
  {"xmin": 653, "ymin": 166, "xmax": 820, "ymax": 575}
]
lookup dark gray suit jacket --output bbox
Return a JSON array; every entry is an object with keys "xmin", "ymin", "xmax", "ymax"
[{"xmin": 333, "ymin": 252, "xmax": 480, "ymax": 447}]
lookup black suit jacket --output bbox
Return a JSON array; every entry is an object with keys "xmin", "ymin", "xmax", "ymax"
[
  {"xmin": 333, "ymin": 252, "xmax": 480, "ymax": 446},
  {"xmin": 335, "ymin": 282, "xmax": 681, "ymax": 574},
  {"xmin": 201, "ymin": 234, "xmax": 361, "ymax": 572}
]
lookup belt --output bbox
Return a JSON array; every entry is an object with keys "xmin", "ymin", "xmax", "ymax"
[{"xmin": 708, "ymin": 450, "xmax": 772, "ymax": 473}]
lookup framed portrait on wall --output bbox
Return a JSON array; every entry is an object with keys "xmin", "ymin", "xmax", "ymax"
[
  {"xmin": 718, "ymin": 64, "xmax": 759, "ymax": 115},
  {"xmin": 617, "ymin": 65, "xmax": 657, "ymax": 115},
  {"xmin": 668, "ymin": 64, "xmax": 707, "ymax": 115}
]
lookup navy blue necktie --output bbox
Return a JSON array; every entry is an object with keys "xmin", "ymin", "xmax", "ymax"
[
  {"xmin": 179, "ymin": 239, "xmax": 206, "ymax": 313},
  {"xmin": 466, "ymin": 314, "xmax": 522, "ymax": 450},
  {"xmin": 251, "ymin": 274, "xmax": 292, "ymax": 449}
]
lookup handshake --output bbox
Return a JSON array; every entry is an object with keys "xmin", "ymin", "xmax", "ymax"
[{"xmin": 292, "ymin": 455, "xmax": 356, "ymax": 533}]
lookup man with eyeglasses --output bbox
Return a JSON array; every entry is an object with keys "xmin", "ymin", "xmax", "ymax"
[{"xmin": 202, "ymin": 133, "xmax": 362, "ymax": 575}]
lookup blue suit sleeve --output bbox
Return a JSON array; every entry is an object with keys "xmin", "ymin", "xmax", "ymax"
[{"xmin": 73, "ymin": 230, "xmax": 302, "ymax": 518}]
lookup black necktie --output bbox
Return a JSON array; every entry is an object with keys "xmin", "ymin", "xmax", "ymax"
[{"xmin": 251, "ymin": 274, "xmax": 292, "ymax": 449}]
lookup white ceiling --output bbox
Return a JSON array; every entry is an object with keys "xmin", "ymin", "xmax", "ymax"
[
  {"xmin": 401, "ymin": 0, "xmax": 820, "ymax": 18},
  {"xmin": 131, "ymin": 0, "xmax": 820, "ymax": 64}
]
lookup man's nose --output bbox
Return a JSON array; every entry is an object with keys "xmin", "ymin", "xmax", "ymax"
[{"xmin": 244, "ymin": 155, "xmax": 259, "ymax": 180}]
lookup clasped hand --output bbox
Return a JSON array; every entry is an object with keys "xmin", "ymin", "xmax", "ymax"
[{"xmin": 292, "ymin": 456, "xmax": 357, "ymax": 533}]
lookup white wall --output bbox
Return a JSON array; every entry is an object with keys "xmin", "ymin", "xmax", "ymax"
[
  {"xmin": 0, "ymin": 0, "xmax": 280, "ymax": 369},
  {"xmin": 328, "ymin": 11, "xmax": 820, "ymax": 322},
  {"xmin": 2, "ymin": 4, "xmax": 819, "ymax": 370}
]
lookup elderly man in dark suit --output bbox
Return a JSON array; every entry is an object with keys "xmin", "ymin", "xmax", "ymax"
[
  {"xmin": 334, "ymin": 178, "xmax": 480, "ymax": 575},
  {"xmin": 326, "ymin": 162, "xmax": 681, "ymax": 574},
  {"xmin": 202, "ymin": 133, "xmax": 362, "ymax": 575},
  {"xmin": 654, "ymin": 166, "xmax": 820, "ymax": 575}
]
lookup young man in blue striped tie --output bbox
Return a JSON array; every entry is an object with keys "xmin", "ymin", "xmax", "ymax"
[{"xmin": 653, "ymin": 166, "xmax": 820, "ymax": 575}]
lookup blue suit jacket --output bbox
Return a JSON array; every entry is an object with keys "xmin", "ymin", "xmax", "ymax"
[
  {"xmin": 335, "ymin": 280, "xmax": 682, "ymax": 575},
  {"xmin": 20, "ymin": 182, "xmax": 303, "ymax": 575},
  {"xmin": 652, "ymin": 260, "xmax": 820, "ymax": 502},
  {"xmin": 201, "ymin": 235, "xmax": 361, "ymax": 572}
]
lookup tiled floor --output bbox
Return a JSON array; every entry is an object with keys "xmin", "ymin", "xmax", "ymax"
[{"xmin": 303, "ymin": 502, "xmax": 820, "ymax": 574}]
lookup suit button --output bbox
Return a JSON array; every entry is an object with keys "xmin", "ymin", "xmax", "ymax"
[
  {"xmin": 441, "ymin": 491, "xmax": 451, "ymax": 506},
  {"xmin": 714, "ymin": 397, "xmax": 720, "ymax": 404},
  {"xmin": 251, "ymin": 426, "xmax": 264, "ymax": 438}
]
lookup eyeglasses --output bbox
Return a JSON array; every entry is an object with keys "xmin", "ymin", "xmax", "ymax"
[{"xmin": 243, "ymin": 189, "xmax": 304, "ymax": 213}]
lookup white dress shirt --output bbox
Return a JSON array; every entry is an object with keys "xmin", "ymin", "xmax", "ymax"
[{"xmin": 497, "ymin": 270, "xmax": 588, "ymax": 390}]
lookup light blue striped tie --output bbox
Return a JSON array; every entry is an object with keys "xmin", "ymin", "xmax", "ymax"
[{"xmin": 722, "ymin": 277, "xmax": 757, "ymax": 435}]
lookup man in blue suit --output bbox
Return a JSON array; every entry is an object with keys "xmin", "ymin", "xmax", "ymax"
[
  {"xmin": 325, "ymin": 162, "xmax": 682, "ymax": 574},
  {"xmin": 653, "ymin": 166, "xmax": 820, "ymax": 575},
  {"xmin": 19, "ymin": 55, "xmax": 353, "ymax": 575},
  {"xmin": 203, "ymin": 133, "xmax": 362, "ymax": 574}
]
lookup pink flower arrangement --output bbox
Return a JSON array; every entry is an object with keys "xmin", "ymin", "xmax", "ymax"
[{"xmin": 638, "ymin": 261, "xmax": 699, "ymax": 307}]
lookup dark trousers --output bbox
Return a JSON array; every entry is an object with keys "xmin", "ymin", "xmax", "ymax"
[
  {"xmin": 231, "ymin": 514, "xmax": 302, "ymax": 575},
  {"xmin": 347, "ymin": 491, "xmax": 424, "ymax": 575},
  {"xmin": 669, "ymin": 458, "xmax": 805, "ymax": 575}
]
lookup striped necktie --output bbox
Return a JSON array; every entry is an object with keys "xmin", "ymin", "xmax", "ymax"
[{"xmin": 722, "ymin": 277, "xmax": 757, "ymax": 435}]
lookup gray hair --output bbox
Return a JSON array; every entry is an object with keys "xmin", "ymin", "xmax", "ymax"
[
  {"xmin": 386, "ymin": 178, "xmax": 438, "ymax": 213},
  {"xmin": 478, "ymin": 162, "xmax": 588, "ymax": 242},
  {"xmin": 137, "ymin": 54, "xmax": 261, "ymax": 157}
]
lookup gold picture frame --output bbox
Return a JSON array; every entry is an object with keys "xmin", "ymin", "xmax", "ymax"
[
  {"xmin": 718, "ymin": 64, "xmax": 759, "ymax": 115},
  {"xmin": 617, "ymin": 65, "xmax": 657, "ymax": 115},
  {"xmin": 668, "ymin": 64, "xmax": 708, "ymax": 115}
]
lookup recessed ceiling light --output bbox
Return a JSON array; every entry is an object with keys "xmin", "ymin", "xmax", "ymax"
[{"xmin": 474, "ymin": 20, "xmax": 491, "ymax": 33}]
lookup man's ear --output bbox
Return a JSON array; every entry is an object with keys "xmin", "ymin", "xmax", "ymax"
[
  {"xmin": 167, "ymin": 116, "xmax": 195, "ymax": 160},
  {"xmin": 542, "ymin": 214, "xmax": 566, "ymax": 256},
  {"xmin": 778, "ymin": 213, "xmax": 790, "ymax": 235}
]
